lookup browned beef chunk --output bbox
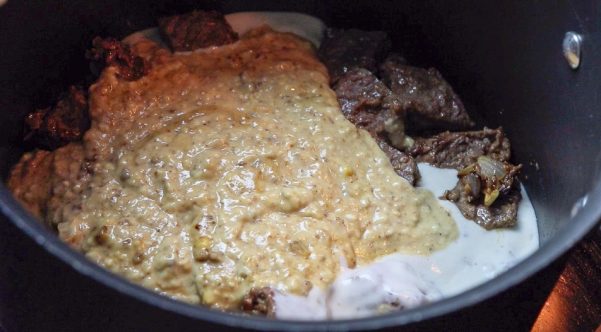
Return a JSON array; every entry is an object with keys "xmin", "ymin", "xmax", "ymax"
[
  {"xmin": 443, "ymin": 151, "xmax": 522, "ymax": 229},
  {"xmin": 334, "ymin": 69, "xmax": 405, "ymax": 145},
  {"xmin": 318, "ymin": 28, "xmax": 391, "ymax": 84},
  {"xmin": 378, "ymin": 140, "xmax": 420, "ymax": 185},
  {"xmin": 24, "ymin": 86, "xmax": 89, "ymax": 150},
  {"xmin": 444, "ymin": 183, "xmax": 521, "ymax": 229},
  {"xmin": 408, "ymin": 128, "xmax": 511, "ymax": 169},
  {"xmin": 241, "ymin": 287, "xmax": 275, "ymax": 317},
  {"xmin": 158, "ymin": 10, "xmax": 238, "ymax": 52},
  {"xmin": 411, "ymin": 127, "xmax": 522, "ymax": 229},
  {"xmin": 334, "ymin": 68, "xmax": 419, "ymax": 185},
  {"xmin": 379, "ymin": 54, "xmax": 474, "ymax": 131},
  {"xmin": 86, "ymin": 37, "xmax": 149, "ymax": 81}
]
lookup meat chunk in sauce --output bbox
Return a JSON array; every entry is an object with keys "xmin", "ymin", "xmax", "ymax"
[
  {"xmin": 158, "ymin": 10, "xmax": 238, "ymax": 52},
  {"xmin": 24, "ymin": 86, "xmax": 89, "ymax": 150},
  {"xmin": 447, "ymin": 155, "xmax": 522, "ymax": 230},
  {"xmin": 334, "ymin": 68, "xmax": 419, "ymax": 185},
  {"xmin": 28, "ymin": 37, "xmax": 150, "ymax": 150},
  {"xmin": 86, "ymin": 37, "xmax": 149, "ymax": 81},
  {"xmin": 443, "ymin": 174, "xmax": 522, "ymax": 230},
  {"xmin": 377, "ymin": 140, "xmax": 420, "ymax": 186},
  {"xmin": 408, "ymin": 128, "xmax": 511, "ymax": 170},
  {"xmin": 241, "ymin": 287, "xmax": 275, "ymax": 317},
  {"xmin": 379, "ymin": 54, "xmax": 474, "ymax": 132},
  {"xmin": 319, "ymin": 28, "xmax": 391, "ymax": 84},
  {"xmin": 334, "ymin": 68, "xmax": 405, "ymax": 146},
  {"xmin": 409, "ymin": 128, "xmax": 522, "ymax": 229},
  {"xmin": 7, "ymin": 144, "xmax": 86, "ymax": 222}
]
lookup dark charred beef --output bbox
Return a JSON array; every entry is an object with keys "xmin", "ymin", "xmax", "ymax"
[
  {"xmin": 86, "ymin": 37, "xmax": 149, "ymax": 81},
  {"xmin": 158, "ymin": 11, "xmax": 238, "ymax": 52},
  {"xmin": 379, "ymin": 54, "xmax": 474, "ymax": 131},
  {"xmin": 334, "ymin": 68, "xmax": 419, "ymax": 184},
  {"xmin": 408, "ymin": 127, "xmax": 511, "ymax": 169},
  {"xmin": 24, "ymin": 86, "xmax": 89, "ymax": 150},
  {"xmin": 241, "ymin": 287, "xmax": 275, "ymax": 317},
  {"xmin": 318, "ymin": 28, "xmax": 391, "ymax": 84}
]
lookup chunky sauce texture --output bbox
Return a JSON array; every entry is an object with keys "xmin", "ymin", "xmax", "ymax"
[{"xmin": 8, "ymin": 29, "xmax": 457, "ymax": 310}]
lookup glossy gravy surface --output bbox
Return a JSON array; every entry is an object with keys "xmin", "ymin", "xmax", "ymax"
[{"xmin": 9, "ymin": 29, "xmax": 457, "ymax": 309}]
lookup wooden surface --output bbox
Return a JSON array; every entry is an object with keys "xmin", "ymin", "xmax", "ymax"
[{"xmin": 531, "ymin": 226, "xmax": 601, "ymax": 332}]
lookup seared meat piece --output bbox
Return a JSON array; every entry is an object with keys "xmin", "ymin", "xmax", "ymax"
[
  {"xmin": 411, "ymin": 127, "xmax": 522, "ymax": 229},
  {"xmin": 334, "ymin": 68, "xmax": 406, "ymax": 147},
  {"xmin": 335, "ymin": 68, "xmax": 399, "ymax": 119},
  {"xmin": 379, "ymin": 54, "xmax": 474, "ymax": 131},
  {"xmin": 334, "ymin": 68, "xmax": 419, "ymax": 185},
  {"xmin": 378, "ymin": 140, "xmax": 420, "ymax": 185},
  {"xmin": 408, "ymin": 128, "xmax": 511, "ymax": 170},
  {"xmin": 319, "ymin": 28, "xmax": 391, "ymax": 84},
  {"xmin": 443, "ymin": 170, "xmax": 522, "ymax": 230},
  {"xmin": 158, "ymin": 10, "xmax": 238, "ymax": 52},
  {"xmin": 443, "ymin": 156, "xmax": 522, "ymax": 229},
  {"xmin": 7, "ymin": 144, "xmax": 86, "ymax": 222},
  {"xmin": 459, "ymin": 156, "xmax": 521, "ymax": 203},
  {"xmin": 24, "ymin": 86, "xmax": 89, "ymax": 150},
  {"xmin": 86, "ymin": 37, "xmax": 149, "ymax": 81},
  {"xmin": 241, "ymin": 287, "xmax": 275, "ymax": 317},
  {"xmin": 444, "ymin": 183, "xmax": 521, "ymax": 230}
]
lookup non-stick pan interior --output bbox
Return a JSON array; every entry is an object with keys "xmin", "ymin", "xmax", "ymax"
[{"xmin": 1, "ymin": 1, "xmax": 600, "ymax": 331}]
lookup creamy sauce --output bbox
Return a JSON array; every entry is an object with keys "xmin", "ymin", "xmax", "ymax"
[
  {"xmin": 123, "ymin": 12, "xmax": 326, "ymax": 49},
  {"xmin": 7, "ymin": 14, "xmax": 539, "ymax": 319},
  {"xmin": 273, "ymin": 164, "xmax": 539, "ymax": 320},
  {"xmin": 9, "ymin": 29, "xmax": 457, "ymax": 311},
  {"xmin": 226, "ymin": 12, "xmax": 326, "ymax": 47}
]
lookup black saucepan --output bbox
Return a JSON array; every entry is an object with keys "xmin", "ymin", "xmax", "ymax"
[{"xmin": 1, "ymin": 1, "xmax": 600, "ymax": 331}]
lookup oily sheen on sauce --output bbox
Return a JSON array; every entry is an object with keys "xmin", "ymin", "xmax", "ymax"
[{"xmin": 7, "ymin": 12, "xmax": 539, "ymax": 320}]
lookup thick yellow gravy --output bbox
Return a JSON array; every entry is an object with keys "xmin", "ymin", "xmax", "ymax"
[{"xmin": 8, "ymin": 28, "xmax": 457, "ymax": 310}]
